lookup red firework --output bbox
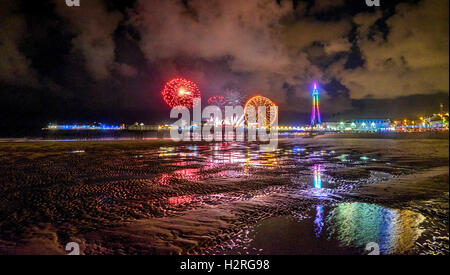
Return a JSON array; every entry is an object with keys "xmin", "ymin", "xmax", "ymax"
[
  {"xmin": 207, "ymin": 95, "xmax": 226, "ymax": 106},
  {"xmin": 161, "ymin": 78, "xmax": 201, "ymax": 108}
]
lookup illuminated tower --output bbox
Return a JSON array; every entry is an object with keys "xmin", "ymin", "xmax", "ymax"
[{"xmin": 311, "ymin": 82, "xmax": 321, "ymax": 126}]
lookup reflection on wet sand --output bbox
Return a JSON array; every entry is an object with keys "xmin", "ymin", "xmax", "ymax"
[
  {"xmin": 117, "ymin": 141, "xmax": 445, "ymax": 255},
  {"xmin": 313, "ymin": 164, "xmax": 322, "ymax": 189},
  {"xmin": 223, "ymin": 161, "xmax": 428, "ymax": 255},
  {"xmin": 327, "ymin": 202, "xmax": 425, "ymax": 254},
  {"xmin": 227, "ymin": 201, "xmax": 426, "ymax": 255},
  {"xmin": 156, "ymin": 143, "xmax": 429, "ymax": 254},
  {"xmin": 168, "ymin": 195, "xmax": 193, "ymax": 205},
  {"xmin": 314, "ymin": 205, "xmax": 324, "ymax": 238},
  {"xmin": 156, "ymin": 143, "xmax": 284, "ymax": 184}
]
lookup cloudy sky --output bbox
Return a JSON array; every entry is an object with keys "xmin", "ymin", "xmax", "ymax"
[{"xmin": 0, "ymin": 0, "xmax": 448, "ymax": 131}]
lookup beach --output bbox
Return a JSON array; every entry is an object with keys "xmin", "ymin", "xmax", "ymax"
[{"xmin": 0, "ymin": 137, "xmax": 448, "ymax": 255}]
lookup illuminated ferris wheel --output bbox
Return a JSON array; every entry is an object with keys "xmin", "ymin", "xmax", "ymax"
[{"xmin": 244, "ymin": 95, "xmax": 277, "ymax": 127}]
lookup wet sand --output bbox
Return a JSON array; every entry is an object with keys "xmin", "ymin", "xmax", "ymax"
[{"xmin": 0, "ymin": 138, "xmax": 448, "ymax": 255}]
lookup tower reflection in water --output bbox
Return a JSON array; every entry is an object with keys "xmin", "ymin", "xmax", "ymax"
[
  {"xmin": 313, "ymin": 164, "xmax": 322, "ymax": 189},
  {"xmin": 313, "ymin": 164, "xmax": 324, "ymax": 237}
]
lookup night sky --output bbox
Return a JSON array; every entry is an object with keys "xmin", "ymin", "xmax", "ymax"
[{"xmin": 0, "ymin": 0, "xmax": 448, "ymax": 135}]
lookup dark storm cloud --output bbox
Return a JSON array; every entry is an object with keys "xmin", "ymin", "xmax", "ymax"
[
  {"xmin": 329, "ymin": 0, "xmax": 449, "ymax": 98},
  {"xmin": 310, "ymin": 0, "xmax": 346, "ymax": 13},
  {"xmin": 0, "ymin": 1, "xmax": 39, "ymax": 87},
  {"xmin": 53, "ymin": 0, "xmax": 124, "ymax": 80}
]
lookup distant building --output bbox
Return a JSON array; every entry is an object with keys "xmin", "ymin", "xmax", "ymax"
[
  {"xmin": 423, "ymin": 113, "xmax": 449, "ymax": 130},
  {"xmin": 44, "ymin": 123, "xmax": 124, "ymax": 130},
  {"xmin": 324, "ymin": 119, "xmax": 391, "ymax": 132},
  {"xmin": 127, "ymin": 123, "xmax": 160, "ymax": 131},
  {"xmin": 352, "ymin": 119, "xmax": 391, "ymax": 132}
]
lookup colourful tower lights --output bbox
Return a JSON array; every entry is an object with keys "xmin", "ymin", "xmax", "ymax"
[{"xmin": 311, "ymin": 82, "xmax": 321, "ymax": 126}]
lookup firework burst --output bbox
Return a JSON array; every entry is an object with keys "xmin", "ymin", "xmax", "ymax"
[
  {"xmin": 161, "ymin": 78, "xmax": 201, "ymax": 109},
  {"xmin": 207, "ymin": 95, "xmax": 226, "ymax": 106},
  {"xmin": 223, "ymin": 88, "xmax": 244, "ymax": 106}
]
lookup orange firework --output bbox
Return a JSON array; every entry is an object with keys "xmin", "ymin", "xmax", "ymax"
[{"xmin": 244, "ymin": 95, "xmax": 277, "ymax": 127}]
